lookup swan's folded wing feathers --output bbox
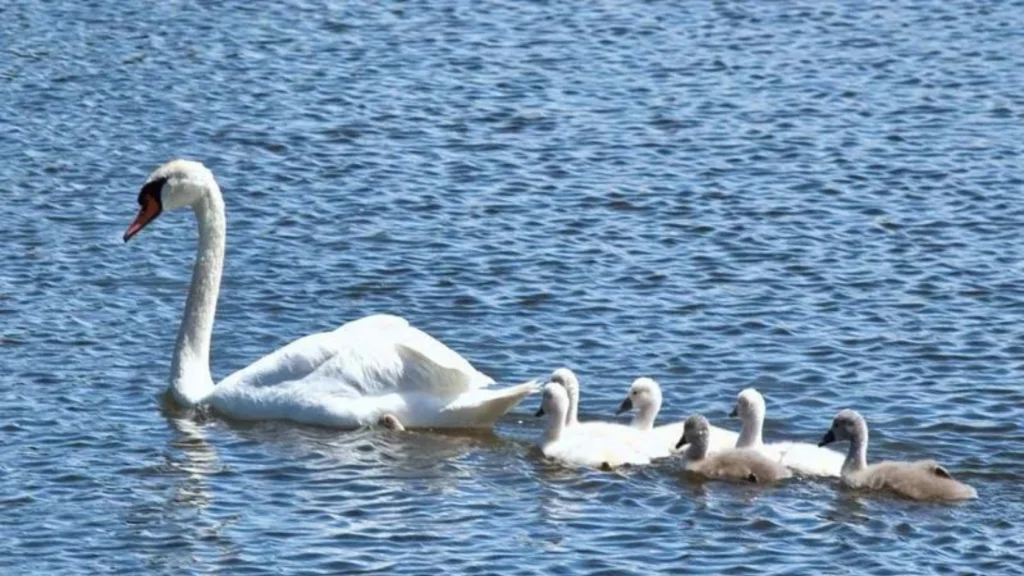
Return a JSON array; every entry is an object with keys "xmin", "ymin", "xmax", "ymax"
[
  {"xmin": 219, "ymin": 314, "xmax": 491, "ymax": 399},
  {"xmin": 299, "ymin": 339, "xmax": 406, "ymax": 397},
  {"xmin": 336, "ymin": 313, "xmax": 493, "ymax": 393},
  {"xmin": 393, "ymin": 325, "xmax": 494, "ymax": 390},
  {"xmin": 218, "ymin": 315, "xmax": 406, "ymax": 391},
  {"xmin": 218, "ymin": 330, "xmax": 340, "ymax": 390}
]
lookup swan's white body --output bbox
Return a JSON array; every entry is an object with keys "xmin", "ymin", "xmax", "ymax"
[
  {"xmin": 618, "ymin": 377, "xmax": 739, "ymax": 457},
  {"xmin": 209, "ymin": 314, "xmax": 538, "ymax": 428},
  {"xmin": 732, "ymin": 388, "xmax": 843, "ymax": 477},
  {"xmin": 125, "ymin": 160, "xmax": 536, "ymax": 428},
  {"xmin": 538, "ymin": 383, "xmax": 650, "ymax": 469}
]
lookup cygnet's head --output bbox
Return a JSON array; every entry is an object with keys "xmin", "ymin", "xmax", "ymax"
[
  {"xmin": 377, "ymin": 413, "xmax": 405, "ymax": 432},
  {"xmin": 730, "ymin": 388, "xmax": 766, "ymax": 421},
  {"xmin": 535, "ymin": 382, "xmax": 570, "ymax": 421},
  {"xmin": 616, "ymin": 377, "xmax": 662, "ymax": 415},
  {"xmin": 123, "ymin": 159, "xmax": 218, "ymax": 242},
  {"xmin": 818, "ymin": 409, "xmax": 866, "ymax": 447},
  {"xmin": 676, "ymin": 414, "xmax": 711, "ymax": 449},
  {"xmin": 547, "ymin": 367, "xmax": 579, "ymax": 395}
]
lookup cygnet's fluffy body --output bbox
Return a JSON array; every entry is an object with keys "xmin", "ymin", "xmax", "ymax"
[
  {"xmin": 546, "ymin": 369, "xmax": 669, "ymax": 459},
  {"xmin": 731, "ymin": 388, "xmax": 844, "ymax": 477},
  {"xmin": 552, "ymin": 366, "xmax": 737, "ymax": 457},
  {"xmin": 677, "ymin": 415, "xmax": 791, "ymax": 483},
  {"xmin": 536, "ymin": 382, "xmax": 650, "ymax": 469},
  {"xmin": 819, "ymin": 410, "xmax": 977, "ymax": 501}
]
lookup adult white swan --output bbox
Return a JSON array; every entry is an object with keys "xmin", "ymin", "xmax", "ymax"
[{"xmin": 123, "ymin": 159, "xmax": 538, "ymax": 428}]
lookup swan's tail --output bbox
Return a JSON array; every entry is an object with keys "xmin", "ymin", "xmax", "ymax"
[{"xmin": 440, "ymin": 379, "xmax": 541, "ymax": 428}]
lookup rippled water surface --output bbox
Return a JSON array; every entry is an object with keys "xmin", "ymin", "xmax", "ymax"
[{"xmin": 3, "ymin": 1, "xmax": 1024, "ymax": 574}]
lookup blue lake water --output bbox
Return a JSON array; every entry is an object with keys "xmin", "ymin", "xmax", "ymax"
[{"xmin": 2, "ymin": 0, "xmax": 1024, "ymax": 573}]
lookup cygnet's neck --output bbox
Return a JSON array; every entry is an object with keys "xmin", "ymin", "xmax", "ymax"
[
  {"xmin": 685, "ymin": 433, "xmax": 709, "ymax": 461},
  {"xmin": 842, "ymin": 425, "xmax": 869, "ymax": 476},
  {"xmin": 736, "ymin": 408, "xmax": 764, "ymax": 448},
  {"xmin": 565, "ymin": 384, "xmax": 580, "ymax": 427},
  {"xmin": 170, "ymin": 186, "xmax": 225, "ymax": 407},
  {"xmin": 544, "ymin": 409, "xmax": 567, "ymax": 445},
  {"xmin": 631, "ymin": 396, "xmax": 661, "ymax": 431}
]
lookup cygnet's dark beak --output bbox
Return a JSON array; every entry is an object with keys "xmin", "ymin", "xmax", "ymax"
[
  {"xmin": 615, "ymin": 397, "xmax": 633, "ymax": 415},
  {"xmin": 675, "ymin": 433, "xmax": 687, "ymax": 450},
  {"xmin": 729, "ymin": 406, "xmax": 738, "ymax": 418},
  {"xmin": 818, "ymin": 429, "xmax": 836, "ymax": 447},
  {"xmin": 534, "ymin": 406, "xmax": 545, "ymax": 417}
]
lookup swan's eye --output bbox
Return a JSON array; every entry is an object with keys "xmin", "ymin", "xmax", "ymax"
[{"xmin": 138, "ymin": 177, "xmax": 168, "ymax": 206}]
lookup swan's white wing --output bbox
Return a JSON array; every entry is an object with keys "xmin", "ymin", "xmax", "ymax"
[
  {"xmin": 211, "ymin": 314, "xmax": 406, "ymax": 393},
  {"xmin": 217, "ymin": 314, "xmax": 491, "ymax": 396},
  {"xmin": 211, "ymin": 313, "xmax": 399, "ymax": 393},
  {"xmin": 208, "ymin": 314, "xmax": 523, "ymax": 427},
  {"xmin": 214, "ymin": 330, "xmax": 344, "ymax": 392},
  {"xmin": 392, "ymin": 326, "xmax": 495, "ymax": 393}
]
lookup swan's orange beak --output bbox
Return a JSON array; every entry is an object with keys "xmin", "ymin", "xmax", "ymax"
[{"xmin": 123, "ymin": 194, "xmax": 161, "ymax": 242}]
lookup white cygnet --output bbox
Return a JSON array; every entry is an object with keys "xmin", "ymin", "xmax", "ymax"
[
  {"xmin": 617, "ymin": 377, "xmax": 739, "ymax": 455},
  {"xmin": 731, "ymin": 387, "xmax": 844, "ymax": 477},
  {"xmin": 536, "ymin": 382, "xmax": 651, "ymax": 469},
  {"xmin": 545, "ymin": 368, "xmax": 669, "ymax": 458}
]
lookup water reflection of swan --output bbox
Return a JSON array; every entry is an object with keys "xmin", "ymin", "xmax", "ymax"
[
  {"xmin": 220, "ymin": 419, "xmax": 507, "ymax": 484},
  {"xmin": 165, "ymin": 415, "xmax": 221, "ymax": 510}
]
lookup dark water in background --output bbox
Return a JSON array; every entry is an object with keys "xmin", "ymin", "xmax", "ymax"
[{"xmin": 2, "ymin": 0, "xmax": 1024, "ymax": 573}]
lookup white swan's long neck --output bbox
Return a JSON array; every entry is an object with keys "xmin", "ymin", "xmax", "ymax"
[
  {"xmin": 843, "ymin": 426, "xmax": 869, "ymax": 476},
  {"xmin": 736, "ymin": 409, "xmax": 764, "ymax": 448},
  {"xmin": 169, "ymin": 186, "xmax": 225, "ymax": 406}
]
